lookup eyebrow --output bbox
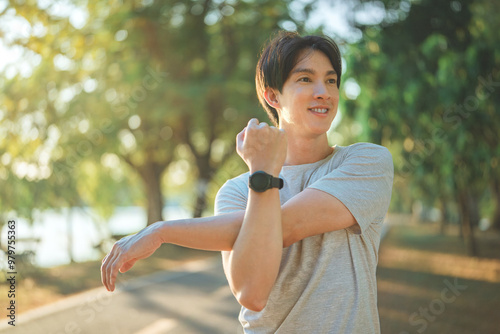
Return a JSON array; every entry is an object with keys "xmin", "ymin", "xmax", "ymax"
[{"xmin": 291, "ymin": 68, "xmax": 337, "ymax": 76}]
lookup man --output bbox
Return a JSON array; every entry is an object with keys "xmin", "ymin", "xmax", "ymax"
[{"xmin": 101, "ymin": 31, "xmax": 393, "ymax": 333}]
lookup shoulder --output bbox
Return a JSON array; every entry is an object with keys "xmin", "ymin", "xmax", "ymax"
[
  {"xmin": 215, "ymin": 172, "xmax": 249, "ymax": 200},
  {"xmin": 344, "ymin": 142, "xmax": 392, "ymax": 162},
  {"xmin": 344, "ymin": 142, "xmax": 391, "ymax": 156},
  {"xmin": 335, "ymin": 142, "xmax": 393, "ymax": 174},
  {"xmin": 214, "ymin": 172, "xmax": 250, "ymax": 215}
]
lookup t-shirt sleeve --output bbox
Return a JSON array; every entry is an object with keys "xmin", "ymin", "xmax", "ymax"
[
  {"xmin": 214, "ymin": 176, "xmax": 248, "ymax": 216},
  {"xmin": 308, "ymin": 143, "xmax": 394, "ymax": 234}
]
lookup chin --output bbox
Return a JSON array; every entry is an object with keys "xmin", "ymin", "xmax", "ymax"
[
  {"xmin": 311, "ymin": 120, "xmax": 334, "ymax": 133},
  {"xmin": 306, "ymin": 126, "xmax": 331, "ymax": 137}
]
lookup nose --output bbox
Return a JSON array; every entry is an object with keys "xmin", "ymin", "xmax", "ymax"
[{"xmin": 313, "ymin": 82, "xmax": 331, "ymax": 100}]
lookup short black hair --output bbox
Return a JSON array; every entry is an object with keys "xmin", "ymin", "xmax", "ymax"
[{"xmin": 255, "ymin": 31, "xmax": 342, "ymax": 126}]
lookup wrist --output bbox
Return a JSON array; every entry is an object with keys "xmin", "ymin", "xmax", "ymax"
[
  {"xmin": 152, "ymin": 220, "xmax": 170, "ymax": 244},
  {"xmin": 249, "ymin": 166, "xmax": 281, "ymax": 178},
  {"xmin": 249, "ymin": 170, "xmax": 284, "ymax": 193}
]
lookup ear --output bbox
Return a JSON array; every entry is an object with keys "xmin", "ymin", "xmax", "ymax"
[{"xmin": 263, "ymin": 88, "xmax": 281, "ymax": 110}]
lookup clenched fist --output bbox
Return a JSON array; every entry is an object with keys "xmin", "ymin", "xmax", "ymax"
[{"xmin": 236, "ymin": 118, "xmax": 287, "ymax": 176}]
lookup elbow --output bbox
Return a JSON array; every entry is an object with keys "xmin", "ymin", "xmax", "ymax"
[
  {"xmin": 282, "ymin": 225, "xmax": 297, "ymax": 248},
  {"xmin": 282, "ymin": 235, "xmax": 294, "ymax": 248},
  {"xmin": 236, "ymin": 289, "xmax": 269, "ymax": 312}
]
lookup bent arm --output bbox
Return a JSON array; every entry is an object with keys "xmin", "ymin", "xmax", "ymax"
[
  {"xmin": 281, "ymin": 188, "xmax": 356, "ymax": 246},
  {"xmin": 222, "ymin": 188, "xmax": 282, "ymax": 311},
  {"xmin": 159, "ymin": 188, "xmax": 355, "ymax": 250}
]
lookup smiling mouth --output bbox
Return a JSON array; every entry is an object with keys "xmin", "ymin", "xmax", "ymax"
[{"xmin": 309, "ymin": 107, "xmax": 329, "ymax": 114}]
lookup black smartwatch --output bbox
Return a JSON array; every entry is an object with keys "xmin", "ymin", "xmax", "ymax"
[{"xmin": 248, "ymin": 171, "xmax": 284, "ymax": 193}]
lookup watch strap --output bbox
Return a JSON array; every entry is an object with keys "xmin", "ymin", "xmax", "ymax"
[{"xmin": 270, "ymin": 176, "xmax": 284, "ymax": 189}]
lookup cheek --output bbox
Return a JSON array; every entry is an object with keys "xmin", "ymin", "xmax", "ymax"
[
  {"xmin": 331, "ymin": 88, "xmax": 340, "ymax": 104},
  {"xmin": 292, "ymin": 87, "xmax": 312, "ymax": 107},
  {"xmin": 331, "ymin": 86, "xmax": 340, "ymax": 97}
]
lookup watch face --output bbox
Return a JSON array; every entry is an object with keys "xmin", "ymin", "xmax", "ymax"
[{"xmin": 250, "ymin": 172, "xmax": 270, "ymax": 191}]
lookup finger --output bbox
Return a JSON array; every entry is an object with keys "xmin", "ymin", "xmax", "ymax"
[
  {"xmin": 257, "ymin": 122, "xmax": 269, "ymax": 129},
  {"xmin": 100, "ymin": 259, "xmax": 107, "ymax": 288},
  {"xmin": 101, "ymin": 254, "xmax": 112, "ymax": 291},
  {"xmin": 102, "ymin": 247, "xmax": 120, "ymax": 291},
  {"xmin": 236, "ymin": 127, "xmax": 246, "ymax": 143},
  {"xmin": 101, "ymin": 251, "xmax": 114, "ymax": 289},
  {"xmin": 236, "ymin": 128, "xmax": 246, "ymax": 156},
  {"xmin": 119, "ymin": 258, "xmax": 138, "ymax": 273},
  {"xmin": 247, "ymin": 118, "xmax": 259, "ymax": 128},
  {"xmin": 108, "ymin": 255, "xmax": 124, "ymax": 292},
  {"xmin": 101, "ymin": 243, "xmax": 119, "ymax": 290}
]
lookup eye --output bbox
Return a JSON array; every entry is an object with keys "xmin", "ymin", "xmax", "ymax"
[
  {"xmin": 298, "ymin": 77, "xmax": 311, "ymax": 82},
  {"xmin": 327, "ymin": 78, "xmax": 337, "ymax": 84}
]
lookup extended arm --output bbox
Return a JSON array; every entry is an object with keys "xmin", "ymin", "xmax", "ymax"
[{"xmin": 100, "ymin": 180, "xmax": 356, "ymax": 293}]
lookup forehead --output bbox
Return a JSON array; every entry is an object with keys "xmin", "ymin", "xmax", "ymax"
[{"xmin": 291, "ymin": 49, "xmax": 336, "ymax": 74}]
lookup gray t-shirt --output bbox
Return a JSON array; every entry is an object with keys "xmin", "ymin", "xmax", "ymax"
[{"xmin": 214, "ymin": 142, "xmax": 394, "ymax": 333}]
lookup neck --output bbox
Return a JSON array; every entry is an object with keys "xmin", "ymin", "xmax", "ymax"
[{"xmin": 284, "ymin": 133, "xmax": 334, "ymax": 166}]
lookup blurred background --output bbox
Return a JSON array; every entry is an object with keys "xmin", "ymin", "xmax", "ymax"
[{"xmin": 0, "ymin": 0, "xmax": 499, "ymax": 333}]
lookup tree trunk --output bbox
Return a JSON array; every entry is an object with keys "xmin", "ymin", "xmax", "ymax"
[
  {"xmin": 458, "ymin": 189, "xmax": 477, "ymax": 257},
  {"xmin": 492, "ymin": 177, "xmax": 500, "ymax": 230},
  {"xmin": 439, "ymin": 198, "xmax": 448, "ymax": 235},
  {"xmin": 192, "ymin": 152, "xmax": 213, "ymax": 218},
  {"xmin": 193, "ymin": 177, "xmax": 210, "ymax": 218},
  {"xmin": 139, "ymin": 162, "xmax": 166, "ymax": 226},
  {"xmin": 410, "ymin": 201, "xmax": 422, "ymax": 224}
]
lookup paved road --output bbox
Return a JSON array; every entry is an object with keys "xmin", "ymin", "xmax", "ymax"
[{"xmin": 1, "ymin": 257, "xmax": 242, "ymax": 334}]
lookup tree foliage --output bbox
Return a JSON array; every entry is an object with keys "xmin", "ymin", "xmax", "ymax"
[
  {"xmin": 341, "ymin": 0, "xmax": 500, "ymax": 254},
  {"xmin": 0, "ymin": 0, "xmax": 308, "ymax": 226}
]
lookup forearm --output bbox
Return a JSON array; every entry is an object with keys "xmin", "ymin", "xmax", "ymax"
[
  {"xmin": 158, "ymin": 211, "xmax": 245, "ymax": 251},
  {"xmin": 156, "ymin": 188, "xmax": 354, "ymax": 253},
  {"xmin": 225, "ymin": 189, "xmax": 283, "ymax": 311}
]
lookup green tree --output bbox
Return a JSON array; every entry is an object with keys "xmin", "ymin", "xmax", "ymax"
[
  {"xmin": 342, "ymin": 0, "xmax": 500, "ymax": 255},
  {"xmin": 0, "ymin": 0, "xmax": 309, "ymax": 226}
]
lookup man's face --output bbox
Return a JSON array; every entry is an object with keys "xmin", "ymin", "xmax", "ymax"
[{"xmin": 273, "ymin": 49, "xmax": 339, "ymax": 139}]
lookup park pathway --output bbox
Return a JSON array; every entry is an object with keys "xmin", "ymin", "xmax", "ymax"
[{"xmin": 1, "ymin": 257, "xmax": 241, "ymax": 334}]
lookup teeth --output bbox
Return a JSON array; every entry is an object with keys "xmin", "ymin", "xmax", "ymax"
[{"xmin": 310, "ymin": 108, "xmax": 328, "ymax": 113}]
